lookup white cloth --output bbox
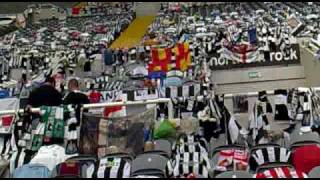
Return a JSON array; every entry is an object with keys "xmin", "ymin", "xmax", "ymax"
[
  {"xmin": 0, "ymin": 98, "xmax": 19, "ymax": 111},
  {"xmin": 228, "ymin": 116, "xmax": 240, "ymax": 144},
  {"xmin": 30, "ymin": 145, "xmax": 77, "ymax": 171}
]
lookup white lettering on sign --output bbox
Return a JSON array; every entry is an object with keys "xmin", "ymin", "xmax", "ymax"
[
  {"xmin": 248, "ymin": 72, "xmax": 261, "ymax": 79},
  {"xmin": 212, "ymin": 57, "xmax": 230, "ymax": 66},
  {"xmin": 290, "ymin": 48, "xmax": 298, "ymax": 60},
  {"xmin": 211, "ymin": 45, "xmax": 300, "ymax": 69},
  {"xmin": 275, "ymin": 52, "xmax": 282, "ymax": 61},
  {"xmin": 270, "ymin": 48, "xmax": 298, "ymax": 62}
]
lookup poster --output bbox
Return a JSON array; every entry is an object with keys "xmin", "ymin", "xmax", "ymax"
[
  {"xmin": 210, "ymin": 44, "xmax": 301, "ymax": 70},
  {"xmin": 233, "ymin": 95, "xmax": 249, "ymax": 113}
]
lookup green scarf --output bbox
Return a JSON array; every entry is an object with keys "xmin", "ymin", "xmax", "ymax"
[{"xmin": 41, "ymin": 106, "xmax": 65, "ymax": 144}]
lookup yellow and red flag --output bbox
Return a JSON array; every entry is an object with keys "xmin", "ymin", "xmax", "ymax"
[
  {"xmin": 175, "ymin": 42, "xmax": 191, "ymax": 72},
  {"xmin": 148, "ymin": 47, "xmax": 172, "ymax": 72}
]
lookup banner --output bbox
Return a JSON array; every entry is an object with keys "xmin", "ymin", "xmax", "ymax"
[
  {"xmin": 210, "ymin": 44, "xmax": 301, "ymax": 70},
  {"xmin": 174, "ymin": 42, "xmax": 192, "ymax": 72},
  {"xmin": 148, "ymin": 42, "xmax": 192, "ymax": 73},
  {"xmin": 148, "ymin": 48, "xmax": 172, "ymax": 72},
  {"xmin": 68, "ymin": 4, "xmax": 110, "ymax": 17}
]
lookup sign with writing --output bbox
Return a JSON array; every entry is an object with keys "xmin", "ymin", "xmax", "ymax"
[
  {"xmin": 101, "ymin": 90, "xmax": 124, "ymax": 102},
  {"xmin": 248, "ymin": 72, "xmax": 261, "ymax": 79},
  {"xmin": 134, "ymin": 89, "xmax": 159, "ymax": 101},
  {"xmin": 210, "ymin": 44, "xmax": 301, "ymax": 70}
]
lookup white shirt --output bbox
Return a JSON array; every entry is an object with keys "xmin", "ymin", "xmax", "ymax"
[{"xmin": 30, "ymin": 145, "xmax": 78, "ymax": 171}]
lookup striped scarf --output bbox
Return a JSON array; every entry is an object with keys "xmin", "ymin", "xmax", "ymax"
[
  {"xmin": 254, "ymin": 167, "xmax": 308, "ymax": 178},
  {"xmin": 249, "ymin": 147, "xmax": 291, "ymax": 172},
  {"xmin": 172, "ymin": 151, "xmax": 211, "ymax": 178}
]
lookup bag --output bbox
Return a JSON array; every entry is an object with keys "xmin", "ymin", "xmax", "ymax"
[
  {"xmin": 61, "ymin": 156, "xmax": 97, "ymax": 178},
  {"xmin": 12, "ymin": 164, "xmax": 51, "ymax": 178},
  {"xmin": 154, "ymin": 120, "xmax": 176, "ymax": 139},
  {"xmin": 52, "ymin": 161, "xmax": 82, "ymax": 178},
  {"xmin": 0, "ymin": 90, "xmax": 9, "ymax": 99}
]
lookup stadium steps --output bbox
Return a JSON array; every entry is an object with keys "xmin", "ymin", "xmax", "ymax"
[{"xmin": 110, "ymin": 15, "xmax": 155, "ymax": 49}]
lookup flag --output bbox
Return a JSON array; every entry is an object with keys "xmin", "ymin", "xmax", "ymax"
[
  {"xmin": 248, "ymin": 28, "xmax": 257, "ymax": 44},
  {"xmin": 219, "ymin": 102, "xmax": 242, "ymax": 145},
  {"xmin": 228, "ymin": 115, "xmax": 241, "ymax": 144},
  {"xmin": 72, "ymin": 8, "xmax": 81, "ymax": 15},
  {"xmin": 148, "ymin": 47, "xmax": 171, "ymax": 72},
  {"xmin": 174, "ymin": 42, "xmax": 191, "ymax": 72},
  {"xmin": 221, "ymin": 43, "xmax": 259, "ymax": 64},
  {"xmin": 248, "ymin": 100, "xmax": 271, "ymax": 145}
]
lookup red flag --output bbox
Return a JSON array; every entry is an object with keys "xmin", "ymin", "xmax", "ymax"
[
  {"xmin": 175, "ymin": 42, "xmax": 191, "ymax": 71},
  {"xmin": 72, "ymin": 8, "xmax": 81, "ymax": 15},
  {"xmin": 150, "ymin": 48, "xmax": 171, "ymax": 72},
  {"xmin": 230, "ymin": 44, "xmax": 256, "ymax": 63}
]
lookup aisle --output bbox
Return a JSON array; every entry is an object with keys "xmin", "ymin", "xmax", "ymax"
[
  {"xmin": 110, "ymin": 16, "xmax": 155, "ymax": 49},
  {"xmin": 300, "ymin": 47, "xmax": 320, "ymax": 87}
]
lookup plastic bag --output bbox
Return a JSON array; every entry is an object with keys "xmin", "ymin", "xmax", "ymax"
[{"xmin": 153, "ymin": 120, "xmax": 176, "ymax": 139}]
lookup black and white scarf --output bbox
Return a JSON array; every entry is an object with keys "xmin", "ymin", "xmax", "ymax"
[
  {"xmin": 172, "ymin": 151, "xmax": 211, "ymax": 178},
  {"xmin": 274, "ymin": 89, "xmax": 290, "ymax": 121},
  {"xmin": 249, "ymin": 146, "xmax": 291, "ymax": 172},
  {"xmin": 249, "ymin": 91, "xmax": 272, "ymax": 145}
]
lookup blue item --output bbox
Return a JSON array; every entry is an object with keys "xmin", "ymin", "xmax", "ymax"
[
  {"xmin": 248, "ymin": 28, "xmax": 257, "ymax": 44},
  {"xmin": 0, "ymin": 90, "xmax": 9, "ymax": 99},
  {"xmin": 103, "ymin": 49, "xmax": 114, "ymax": 66},
  {"xmin": 148, "ymin": 72, "xmax": 166, "ymax": 87},
  {"xmin": 164, "ymin": 77, "xmax": 183, "ymax": 87},
  {"xmin": 143, "ymin": 127, "xmax": 151, "ymax": 142},
  {"xmin": 148, "ymin": 72, "xmax": 166, "ymax": 79},
  {"xmin": 12, "ymin": 164, "xmax": 52, "ymax": 178}
]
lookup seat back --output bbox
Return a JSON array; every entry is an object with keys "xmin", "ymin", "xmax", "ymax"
[
  {"xmin": 308, "ymin": 166, "xmax": 320, "ymax": 178},
  {"xmin": 215, "ymin": 171, "xmax": 253, "ymax": 178},
  {"xmin": 130, "ymin": 169, "xmax": 165, "ymax": 178},
  {"xmin": 154, "ymin": 139, "xmax": 172, "ymax": 157},
  {"xmin": 131, "ymin": 154, "xmax": 169, "ymax": 175},
  {"xmin": 289, "ymin": 132, "xmax": 320, "ymax": 150}
]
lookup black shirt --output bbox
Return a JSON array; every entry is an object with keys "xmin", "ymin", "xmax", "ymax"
[
  {"xmin": 63, "ymin": 92, "xmax": 90, "ymax": 105},
  {"xmin": 28, "ymin": 85, "xmax": 63, "ymax": 107},
  {"xmin": 63, "ymin": 91, "xmax": 90, "ymax": 126},
  {"xmin": 84, "ymin": 61, "xmax": 91, "ymax": 72}
]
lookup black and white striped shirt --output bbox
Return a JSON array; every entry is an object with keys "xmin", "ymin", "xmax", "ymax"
[
  {"xmin": 88, "ymin": 157, "xmax": 131, "ymax": 178},
  {"xmin": 173, "ymin": 134, "xmax": 208, "ymax": 153},
  {"xmin": 172, "ymin": 151, "xmax": 211, "ymax": 178}
]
